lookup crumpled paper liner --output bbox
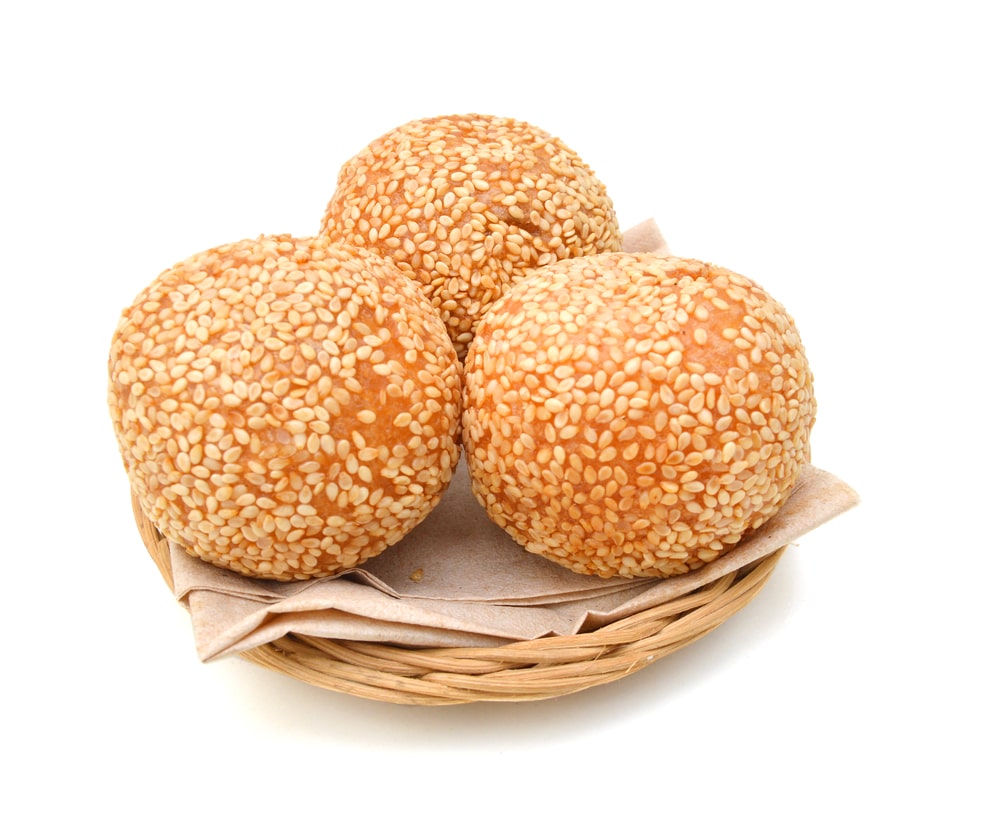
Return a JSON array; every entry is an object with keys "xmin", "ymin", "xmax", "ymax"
[
  {"xmin": 171, "ymin": 458, "xmax": 857, "ymax": 660},
  {"xmin": 164, "ymin": 221, "xmax": 859, "ymax": 661}
]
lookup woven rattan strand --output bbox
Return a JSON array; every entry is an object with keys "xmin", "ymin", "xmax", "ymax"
[{"xmin": 132, "ymin": 494, "xmax": 785, "ymax": 705}]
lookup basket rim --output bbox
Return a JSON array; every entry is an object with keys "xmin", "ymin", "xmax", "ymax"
[{"xmin": 131, "ymin": 492, "xmax": 786, "ymax": 705}]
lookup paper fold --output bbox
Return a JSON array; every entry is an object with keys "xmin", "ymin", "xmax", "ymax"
[{"xmin": 172, "ymin": 457, "xmax": 857, "ymax": 661}]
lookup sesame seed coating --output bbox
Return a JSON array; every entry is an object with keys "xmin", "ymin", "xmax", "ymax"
[
  {"xmin": 109, "ymin": 235, "xmax": 462, "ymax": 581},
  {"xmin": 320, "ymin": 113, "xmax": 623, "ymax": 361},
  {"xmin": 461, "ymin": 253, "xmax": 816, "ymax": 578}
]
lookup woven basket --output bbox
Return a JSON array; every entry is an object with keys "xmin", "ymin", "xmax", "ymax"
[{"xmin": 132, "ymin": 494, "xmax": 786, "ymax": 706}]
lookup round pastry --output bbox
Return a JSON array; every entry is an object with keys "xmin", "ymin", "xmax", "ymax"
[
  {"xmin": 320, "ymin": 113, "xmax": 623, "ymax": 360},
  {"xmin": 461, "ymin": 253, "xmax": 816, "ymax": 578},
  {"xmin": 109, "ymin": 235, "xmax": 462, "ymax": 581}
]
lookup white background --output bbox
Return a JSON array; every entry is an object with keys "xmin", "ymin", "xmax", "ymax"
[{"xmin": 3, "ymin": 1, "xmax": 997, "ymax": 817}]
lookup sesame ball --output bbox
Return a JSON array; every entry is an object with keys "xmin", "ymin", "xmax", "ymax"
[
  {"xmin": 320, "ymin": 113, "xmax": 623, "ymax": 360},
  {"xmin": 109, "ymin": 235, "xmax": 462, "ymax": 581},
  {"xmin": 461, "ymin": 253, "xmax": 816, "ymax": 578}
]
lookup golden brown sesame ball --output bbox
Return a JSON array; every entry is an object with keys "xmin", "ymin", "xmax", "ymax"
[
  {"xmin": 109, "ymin": 235, "xmax": 462, "ymax": 581},
  {"xmin": 320, "ymin": 113, "xmax": 623, "ymax": 361},
  {"xmin": 461, "ymin": 253, "xmax": 816, "ymax": 578}
]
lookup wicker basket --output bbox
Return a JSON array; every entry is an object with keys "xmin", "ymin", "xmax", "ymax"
[{"xmin": 133, "ymin": 494, "xmax": 786, "ymax": 706}]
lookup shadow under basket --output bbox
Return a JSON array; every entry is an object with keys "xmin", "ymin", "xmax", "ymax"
[{"xmin": 133, "ymin": 495, "xmax": 786, "ymax": 706}]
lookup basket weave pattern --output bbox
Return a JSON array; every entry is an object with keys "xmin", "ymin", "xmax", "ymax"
[{"xmin": 133, "ymin": 494, "xmax": 784, "ymax": 705}]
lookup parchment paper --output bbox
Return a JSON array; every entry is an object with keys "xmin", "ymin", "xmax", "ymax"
[{"xmin": 163, "ymin": 220, "xmax": 859, "ymax": 661}]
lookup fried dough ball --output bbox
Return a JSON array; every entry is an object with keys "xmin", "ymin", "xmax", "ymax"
[
  {"xmin": 109, "ymin": 235, "xmax": 462, "ymax": 581},
  {"xmin": 321, "ymin": 113, "xmax": 622, "ymax": 360},
  {"xmin": 462, "ymin": 253, "xmax": 816, "ymax": 578}
]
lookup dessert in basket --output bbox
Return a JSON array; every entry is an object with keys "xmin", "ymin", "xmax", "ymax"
[{"xmin": 109, "ymin": 114, "xmax": 857, "ymax": 701}]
